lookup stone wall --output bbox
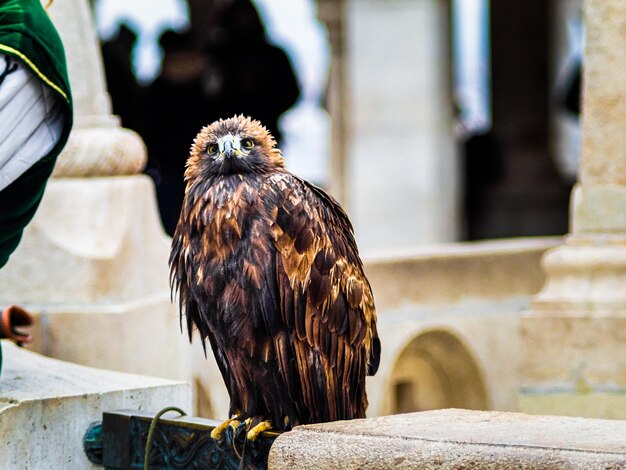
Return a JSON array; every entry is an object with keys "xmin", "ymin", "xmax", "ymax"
[{"xmin": 365, "ymin": 237, "xmax": 559, "ymax": 416}]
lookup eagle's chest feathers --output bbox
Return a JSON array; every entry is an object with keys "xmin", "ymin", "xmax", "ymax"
[
  {"xmin": 205, "ymin": 178, "xmax": 261, "ymax": 243},
  {"xmin": 190, "ymin": 175, "xmax": 275, "ymax": 294}
]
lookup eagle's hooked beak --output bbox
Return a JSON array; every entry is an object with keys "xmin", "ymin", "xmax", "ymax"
[{"xmin": 220, "ymin": 135, "xmax": 240, "ymax": 159}]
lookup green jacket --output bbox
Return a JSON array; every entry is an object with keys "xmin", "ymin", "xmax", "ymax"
[
  {"xmin": 0, "ymin": 0, "xmax": 73, "ymax": 269},
  {"xmin": 0, "ymin": 0, "xmax": 73, "ymax": 375}
]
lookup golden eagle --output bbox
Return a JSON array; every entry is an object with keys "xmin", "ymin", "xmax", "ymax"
[{"xmin": 170, "ymin": 115, "xmax": 380, "ymax": 439}]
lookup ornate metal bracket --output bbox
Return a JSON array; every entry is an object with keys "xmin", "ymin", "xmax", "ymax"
[{"xmin": 83, "ymin": 410, "xmax": 278, "ymax": 469}]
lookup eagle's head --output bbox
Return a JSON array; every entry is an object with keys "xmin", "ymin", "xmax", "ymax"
[{"xmin": 185, "ymin": 115, "xmax": 285, "ymax": 180}]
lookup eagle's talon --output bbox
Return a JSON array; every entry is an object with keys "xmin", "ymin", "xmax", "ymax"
[
  {"xmin": 211, "ymin": 418, "xmax": 239, "ymax": 440},
  {"xmin": 246, "ymin": 420, "xmax": 272, "ymax": 441},
  {"xmin": 230, "ymin": 418, "xmax": 250, "ymax": 442}
]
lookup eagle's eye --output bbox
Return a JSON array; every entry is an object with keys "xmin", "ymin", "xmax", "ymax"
[
  {"xmin": 207, "ymin": 144, "xmax": 218, "ymax": 156},
  {"xmin": 242, "ymin": 139, "xmax": 254, "ymax": 150}
]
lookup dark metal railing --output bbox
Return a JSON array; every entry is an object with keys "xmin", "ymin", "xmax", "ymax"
[{"xmin": 83, "ymin": 410, "xmax": 279, "ymax": 469}]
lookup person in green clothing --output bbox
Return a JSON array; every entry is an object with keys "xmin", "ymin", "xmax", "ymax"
[{"xmin": 0, "ymin": 0, "xmax": 73, "ymax": 373}]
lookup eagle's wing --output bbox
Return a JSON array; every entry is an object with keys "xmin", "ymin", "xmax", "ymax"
[
  {"xmin": 170, "ymin": 230, "xmax": 199, "ymax": 341},
  {"xmin": 170, "ymin": 215, "xmax": 245, "ymax": 417},
  {"xmin": 265, "ymin": 173, "xmax": 380, "ymax": 423}
]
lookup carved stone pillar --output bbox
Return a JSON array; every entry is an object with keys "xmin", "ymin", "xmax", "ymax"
[
  {"xmin": 48, "ymin": 0, "xmax": 146, "ymax": 177},
  {"xmin": 0, "ymin": 0, "xmax": 191, "ymax": 383},
  {"xmin": 520, "ymin": 0, "xmax": 626, "ymax": 418}
]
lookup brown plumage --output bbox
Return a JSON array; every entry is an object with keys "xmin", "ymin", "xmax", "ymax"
[{"xmin": 170, "ymin": 115, "xmax": 380, "ymax": 432}]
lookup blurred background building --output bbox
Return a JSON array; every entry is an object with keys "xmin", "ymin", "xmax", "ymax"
[{"xmin": 92, "ymin": 0, "xmax": 583, "ymax": 250}]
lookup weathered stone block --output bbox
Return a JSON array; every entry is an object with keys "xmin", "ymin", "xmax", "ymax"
[
  {"xmin": 269, "ymin": 409, "xmax": 626, "ymax": 469},
  {"xmin": 521, "ymin": 314, "xmax": 626, "ymax": 388}
]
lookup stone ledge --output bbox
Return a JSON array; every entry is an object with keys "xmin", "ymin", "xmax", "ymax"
[
  {"xmin": 0, "ymin": 341, "xmax": 191, "ymax": 469},
  {"xmin": 269, "ymin": 409, "xmax": 626, "ymax": 469},
  {"xmin": 363, "ymin": 237, "xmax": 561, "ymax": 310}
]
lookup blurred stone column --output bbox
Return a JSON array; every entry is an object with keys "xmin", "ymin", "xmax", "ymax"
[
  {"xmin": 0, "ymin": 0, "xmax": 192, "ymax": 384},
  {"xmin": 520, "ymin": 0, "xmax": 626, "ymax": 418},
  {"xmin": 317, "ymin": 0, "xmax": 348, "ymax": 205},
  {"xmin": 317, "ymin": 0, "xmax": 460, "ymax": 250}
]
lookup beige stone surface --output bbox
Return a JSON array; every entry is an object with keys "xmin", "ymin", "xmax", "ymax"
[
  {"xmin": 0, "ymin": 341, "xmax": 191, "ymax": 469},
  {"xmin": 520, "ymin": 311, "xmax": 626, "ymax": 419},
  {"xmin": 0, "ymin": 176, "xmax": 170, "ymax": 304},
  {"xmin": 520, "ymin": 393, "xmax": 626, "ymax": 420},
  {"xmin": 523, "ymin": 233, "xmax": 626, "ymax": 419},
  {"xmin": 521, "ymin": 315, "xmax": 626, "ymax": 387},
  {"xmin": 370, "ymin": 302, "xmax": 520, "ymax": 416},
  {"xmin": 380, "ymin": 329, "xmax": 489, "ymax": 414},
  {"xmin": 46, "ymin": 0, "xmax": 111, "ymax": 120},
  {"xmin": 269, "ymin": 409, "xmax": 626, "ymax": 469},
  {"xmin": 192, "ymin": 339, "xmax": 230, "ymax": 420},
  {"xmin": 25, "ymin": 297, "xmax": 193, "ymax": 383},
  {"xmin": 317, "ymin": 0, "xmax": 348, "ymax": 204},
  {"xmin": 365, "ymin": 237, "xmax": 558, "ymax": 311},
  {"xmin": 533, "ymin": 236, "xmax": 626, "ymax": 314},
  {"xmin": 52, "ymin": 126, "xmax": 147, "ymax": 178},
  {"xmin": 346, "ymin": 0, "xmax": 459, "ymax": 250},
  {"xmin": 572, "ymin": 185, "xmax": 626, "ymax": 233},
  {"xmin": 579, "ymin": 0, "xmax": 626, "ymax": 188}
]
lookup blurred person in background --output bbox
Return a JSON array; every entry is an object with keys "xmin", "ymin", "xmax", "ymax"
[
  {"xmin": 143, "ymin": 29, "xmax": 211, "ymax": 236},
  {"xmin": 200, "ymin": 0, "xmax": 300, "ymax": 144},
  {"xmin": 100, "ymin": 22, "xmax": 143, "ymax": 133}
]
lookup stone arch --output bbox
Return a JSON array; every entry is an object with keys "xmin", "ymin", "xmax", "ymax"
[{"xmin": 383, "ymin": 329, "xmax": 488, "ymax": 415}]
